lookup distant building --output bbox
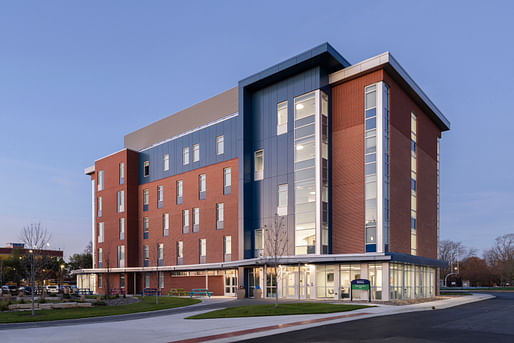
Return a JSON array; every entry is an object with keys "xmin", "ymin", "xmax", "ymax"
[
  {"xmin": 78, "ymin": 43, "xmax": 449, "ymax": 300},
  {"xmin": 0, "ymin": 243, "xmax": 63, "ymax": 260}
]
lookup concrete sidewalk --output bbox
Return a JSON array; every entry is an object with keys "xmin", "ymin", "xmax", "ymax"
[{"xmin": 0, "ymin": 294, "xmax": 494, "ymax": 343}]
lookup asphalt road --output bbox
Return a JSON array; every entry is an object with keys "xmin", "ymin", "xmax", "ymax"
[{"xmin": 241, "ymin": 292, "xmax": 514, "ymax": 343}]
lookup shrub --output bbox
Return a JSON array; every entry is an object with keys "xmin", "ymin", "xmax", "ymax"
[
  {"xmin": 63, "ymin": 294, "xmax": 71, "ymax": 299},
  {"xmin": 38, "ymin": 298, "xmax": 46, "ymax": 304},
  {"xmin": 19, "ymin": 299, "xmax": 25, "ymax": 304},
  {"xmin": 0, "ymin": 302, "xmax": 9, "ymax": 312},
  {"xmin": 94, "ymin": 300, "xmax": 107, "ymax": 306}
]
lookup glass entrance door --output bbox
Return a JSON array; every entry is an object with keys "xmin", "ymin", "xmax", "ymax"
[
  {"xmin": 248, "ymin": 268, "xmax": 262, "ymax": 298},
  {"xmin": 224, "ymin": 270, "xmax": 237, "ymax": 296}
]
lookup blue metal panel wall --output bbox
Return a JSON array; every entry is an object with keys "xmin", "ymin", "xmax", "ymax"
[
  {"xmin": 241, "ymin": 67, "xmax": 325, "ymax": 258},
  {"xmin": 138, "ymin": 116, "xmax": 240, "ymax": 185}
]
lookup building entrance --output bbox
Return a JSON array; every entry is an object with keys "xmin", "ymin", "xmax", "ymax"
[{"xmin": 224, "ymin": 270, "xmax": 237, "ymax": 296}]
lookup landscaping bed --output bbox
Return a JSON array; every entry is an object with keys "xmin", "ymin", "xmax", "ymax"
[
  {"xmin": 186, "ymin": 303, "xmax": 369, "ymax": 319},
  {"xmin": 0, "ymin": 296, "xmax": 200, "ymax": 323}
]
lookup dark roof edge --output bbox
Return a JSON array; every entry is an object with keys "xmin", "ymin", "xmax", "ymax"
[{"xmin": 387, "ymin": 252, "xmax": 448, "ymax": 268}]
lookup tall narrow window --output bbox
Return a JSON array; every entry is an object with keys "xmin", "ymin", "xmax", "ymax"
[
  {"xmin": 182, "ymin": 209, "xmax": 189, "ymax": 234},
  {"xmin": 163, "ymin": 154, "xmax": 169, "ymax": 171},
  {"xmin": 254, "ymin": 149, "xmax": 264, "ymax": 181},
  {"xmin": 144, "ymin": 273, "xmax": 150, "ymax": 288},
  {"xmin": 224, "ymin": 236, "xmax": 232, "ymax": 261},
  {"xmin": 143, "ymin": 161, "xmax": 150, "ymax": 177},
  {"xmin": 158, "ymin": 272, "xmax": 164, "ymax": 289},
  {"xmin": 97, "ymin": 222, "xmax": 104, "ymax": 243},
  {"xmin": 193, "ymin": 144, "xmax": 200, "ymax": 162},
  {"xmin": 216, "ymin": 135, "xmax": 224, "ymax": 155},
  {"xmin": 176, "ymin": 180, "xmax": 183, "ymax": 204},
  {"xmin": 97, "ymin": 196, "xmax": 102, "ymax": 217},
  {"xmin": 223, "ymin": 167, "xmax": 231, "ymax": 194},
  {"xmin": 98, "ymin": 248, "xmax": 103, "ymax": 268},
  {"xmin": 163, "ymin": 213, "xmax": 169, "ymax": 237},
  {"xmin": 199, "ymin": 174, "xmax": 206, "ymax": 200},
  {"xmin": 143, "ymin": 245, "xmax": 149, "ymax": 267},
  {"xmin": 365, "ymin": 84, "xmax": 378, "ymax": 253},
  {"xmin": 177, "ymin": 241, "xmax": 183, "ymax": 265},
  {"xmin": 120, "ymin": 274, "xmax": 125, "ymax": 288},
  {"xmin": 117, "ymin": 245, "xmax": 125, "ymax": 268},
  {"xmin": 411, "ymin": 113, "xmax": 417, "ymax": 255},
  {"xmin": 98, "ymin": 170, "xmax": 104, "ymax": 191},
  {"xmin": 119, "ymin": 163, "xmax": 124, "ymax": 184},
  {"xmin": 117, "ymin": 190, "xmax": 124, "ymax": 213},
  {"xmin": 119, "ymin": 217, "xmax": 125, "ymax": 240},
  {"xmin": 193, "ymin": 207, "xmax": 200, "ymax": 232},
  {"xmin": 254, "ymin": 229, "xmax": 263, "ymax": 257},
  {"xmin": 277, "ymin": 184, "xmax": 288, "ymax": 216},
  {"xmin": 143, "ymin": 189, "xmax": 149, "ymax": 211},
  {"xmin": 183, "ymin": 147, "xmax": 189, "ymax": 165},
  {"xmin": 157, "ymin": 243, "xmax": 164, "ymax": 266},
  {"xmin": 199, "ymin": 239, "xmax": 206, "ymax": 264},
  {"xmin": 216, "ymin": 203, "xmax": 224, "ymax": 230},
  {"xmin": 157, "ymin": 185, "xmax": 163, "ymax": 208},
  {"xmin": 277, "ymin": 101, "xmax": 288, "ymax": 135},
  {"xmin": 143, "ymin": 217, "xmax": 149, "ymax": 239}
]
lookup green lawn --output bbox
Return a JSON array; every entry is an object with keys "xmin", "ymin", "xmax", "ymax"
[
  {"xmin": 186, "ymin": 303, "xmax": 369, "ymax": 319},
  {"xmin": 0, "ymin": 296, "xmax": 200, "ymax": 323}
]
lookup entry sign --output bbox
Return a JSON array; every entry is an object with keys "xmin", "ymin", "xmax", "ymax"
[{"xmin": 350, "ymin": 279, "xmax": 371, "ymax": 302}]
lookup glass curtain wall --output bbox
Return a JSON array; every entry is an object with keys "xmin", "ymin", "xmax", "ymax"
[
  {"xmin": 340, "ymin": 264, "xmax": 361, "ymax": 299},
  {"xmin": 364, "ymin": 85, "xmax": 378, "ymax": 252},
  {"xmin": 294, "ymin": 90, "xmax": 329, "ymax": 255},
  {"xmin": 390, "ymin": 263, "xmax": 436, "ymax": 300},
  {"xmin": 411, "ymin": 114, "xmax": 417, "ymax": 255}
]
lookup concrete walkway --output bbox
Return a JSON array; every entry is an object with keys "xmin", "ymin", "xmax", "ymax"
[{"xmin": 0, "ymin": 294, "xmax": 494, "ymax": 343}]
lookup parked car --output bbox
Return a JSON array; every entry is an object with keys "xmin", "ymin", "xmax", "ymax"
[
  {"xmin": 45, "ymin": 285, "xmax": 59, "ymax": 295},
  {"xmin": 2, "ymin": 285, "xmax": 18, "ymax": 295},
  {"xmin": 18, "ymin": 286, "xmax": 33, "ymax": 295}
]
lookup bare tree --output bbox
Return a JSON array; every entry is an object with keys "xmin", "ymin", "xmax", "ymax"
[
  {"xmin": 484, "ymin": 234, "xmax": 514, "ymax": 286},
  {"xmin": 20, "ymin": 223, "xmax": 51, "ymax": 316},
  {"xmin": 102, "ymin": 242, "xmax": 114, "ymax": 298},
  {"xmin": 264, "ymin": 214, "xmax": 287, "ymax": 307}
]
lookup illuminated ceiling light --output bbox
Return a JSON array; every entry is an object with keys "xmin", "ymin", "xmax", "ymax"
[
  {"xmin": 296, "ymin": 103, "xmax": 304, "ymax": 110},
  {"xmin": 309, "ymin": 191, "xmax": 316, "ymax": 195},
  {"xmin": 296, "ymin": 145, "xmax": 304, "ymax": 150}
]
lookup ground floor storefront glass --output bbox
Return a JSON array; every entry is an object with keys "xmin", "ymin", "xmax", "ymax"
[{"xmin": 389, "ymin": 263, "xmax": 436, "ymax": 300}]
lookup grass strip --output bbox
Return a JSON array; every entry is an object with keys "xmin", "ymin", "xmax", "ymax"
[
  {"xmin": 187, "ymin": 303, "xmax": 369, "ymax": 319},
  {"xmin": 0, "ymin": 296, "xmax": 200, "ymax": 324}
]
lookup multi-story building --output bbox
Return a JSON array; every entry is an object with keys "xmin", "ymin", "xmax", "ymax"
[{"xmin": 77, "ymin": 43, "xmax": 449, "ymax": 300}]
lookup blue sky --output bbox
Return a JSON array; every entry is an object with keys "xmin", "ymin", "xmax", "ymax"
[{"xmin": 0, "ymin": 1, "xmax": 512, "ymax": 257}]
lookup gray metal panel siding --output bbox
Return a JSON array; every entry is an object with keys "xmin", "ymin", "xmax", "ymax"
[
  {"xmin": 138, "ymin": 116, "xmax": 240, "ymax": 185},
  {"xmin": 241, "ymin": 67, "xmax": 323, "ymax": 258}
]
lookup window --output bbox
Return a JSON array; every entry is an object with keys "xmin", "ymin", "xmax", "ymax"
[
  {"xmin": 158, "ymin": 243, "xmax": 164, "ymax": 266},
  {"xmin": 157, "ymin": 185, "xmax": 163, "ymax": 208},
  {"xmin": 193, "ymin": 144, "xmax": 200, "ymax": 162},
  {"xmin": 119, "ymin": 163, "xmax": 124, "ymax": 184},
  {"xmin": 278, "ymin": 184, "xmax": 288, "ymax": 216},
  {"xmin": 182, "ymin": 209, "xmax": 189, "ymax": 233},
  {"xmin": 117, "ymin": 245, "xmax": 125, "ymax": 268},
  {"xmin": 143, "ymin": 217, "xmax": 149, "ymax": 239},
  {"xmin": 98, "ymin": 275, "xmax": 103, "ymax": 288},
  {"xmin": 254, "ymin": 149, "xmax": 264, "ymax": 181},
  {"xmin": 97, "ymin": 196, "xmax": 102, "ymax": 217},
  {"xmin": 158, "ymin": 272, "xmax": 164, "ymax": 289},
  {"xmin": 183, "ymin": 147, "xmax": 189, "ymax": 165},
  {"xmin": 97, "ymin": 248, "xmax": 103, "ymax": 268},
  {"xmin": 97, "ymin": 222, "xmax": 104, "ymax": 243},
  {"xmin": 199, "ymin": 239, "xmax": 206, "ymax": 263},
  {"xmin": 163, "ymin": 213, "xmax": 169, "ymax": 237},
  {"xmin": 143, "ymin": 161, "xmax": 150, "ymax": 177},
  {"xmin": 216, "ymin": 135, "xmax": 224, "ymax": 155},
  {"xmin": 119, "ymin": 217, "xmax": 125, "ymax": 240},
  {"xmin": 117, "ymin": 190, "xmax": 124, "ymax": 213},
  {"xmin": 254, "ymin": 229, "xmax": 263, "ymax": 257},
  {"xmin": 163, "ymin": 154, "xmax": 169, "ymax": 171},
  {"xmin": 143, "ymin": 189, "xmax": 149, "ymax": 211},
  {"xmin": 176, "ymin": 180, "xmax": 183, "ymax": 204},
  {"xmin": 98, "ymin": 170, "xmax": 104, "ymax": 191},
  {"xmin": 143, "ymin": 245, "xmax": 149, "ymax": 267},
  {"xmin": 365, "ymin": 84, "xmax": 378, "ymax": 253},
  {"xmin": 277, "ymin": 101, "xmax": 288, "ymax": 135},
  {"xmin": 411, "ymin": 113, "xmax": 418, "ymax": 255},
  {"xmin": 224, "ymin": 236, "xmax": 231, "ymax": 261},
  {"xmin": 193, "ymin": 208, "xmax": 200, "ymax": 232},
  {"xmin": 223, "ymin": 167, "xmax": 231, "ymax": 194},
  {"xmin": 216, "ymin": 203, "xmax": 224, "ymax": 230},
  {"xmin": 144, "ymin": 273, "xmax": 150, "ymax": 288},
  {"xmin": 177, "ymin": 241, "xmax": 183, "ymax": 265},
  {"xmin": 199, "ymin": 174, "xmax": 206, "ymax": 200},
  {"xmin": 120, "ymin": 274, "xmax": 125, "ymax": 288}
]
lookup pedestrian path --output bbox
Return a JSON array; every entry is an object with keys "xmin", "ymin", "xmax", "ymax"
[{"xmin": 0, "ymin": 294, "xmax": 494, "ymax": 343}]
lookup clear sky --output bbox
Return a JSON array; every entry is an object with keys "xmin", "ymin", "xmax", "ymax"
[{"xmin": 0, "ymin": 1, "xmax": 512, "ymax": 258}]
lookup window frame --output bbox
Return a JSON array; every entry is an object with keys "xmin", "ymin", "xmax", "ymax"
[
  {"xmin": 193, "ymin": 144, "xmax": 200, "ymax": 162},
  {"xmin": 183, "ymin": 147, "xmax": 190, "ymax": 165},
  {"xmin": 163, "ymin": 154, "xmax": 169, "ymax": 171},
  {"xmin": 216, "ymin": 135, "xmax": 224, "ymax": 155},
  {"xmin": 277, "ymin": 100, "xmax": 288, "ymax": 135},
  {"xmin": 254, "ymin": 149, "xmax": 264, "ymax": 181},
  {"xmin": 143, "ymin": 161, "xmax": 150, "ymax": 177}
]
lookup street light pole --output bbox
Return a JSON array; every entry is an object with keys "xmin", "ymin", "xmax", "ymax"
[{"xmin": 29, "ymin": 249, "xmax": 35, "ymax": 317}]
